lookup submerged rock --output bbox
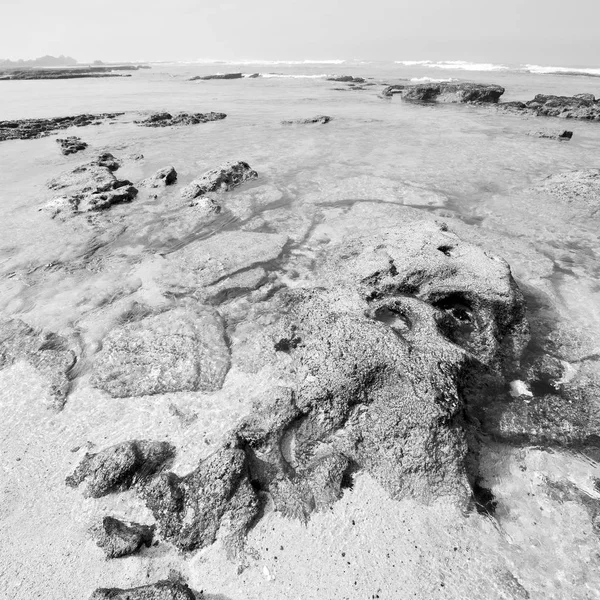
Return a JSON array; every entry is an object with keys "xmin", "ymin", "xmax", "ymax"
[
  {"xmin": 44, "ymin": 153, "xmax": 137, "ymax": 217},
  {"xmin": 527, "ymin": 129, "xmax": 573, "ymax": 140},
  {"xmin": 139, "ymin": 166, "xmax": 178, "ymax": 188},
  {"xmin": 66, "ymin": 440, "xmax": 175, "ymax": 498},
  {"xmin": 381, "ymin": 84, "xmax": 406, "ymax": 97},
  {"xmin": 180, "ymin": 161, "xmax": 258, "ymax": 201},
  {"xmin": 56, "ymin": 136, "xmax": 88, "ymax": 155},
  {"xmin": 0, "ymin": 113, "xmax": 124, "ymax": 142},
  {"xmin": 89, "ymin": 580, "xmax": 196, "ymax": 600},
  {"xmin": 0, "ymin": 319, "xmax": 77, "ymax": 409},
  {"xmin": 91, "ymin": 305, "xmax": 230, "ymax": 398},
  {"xmin": 92, "ymin": 516, "xmax": 154, "ymax": 559},
  {"xmin": 134, "ymin": 112, "xmax": 227, "ymax": 127},
  {"xmin": 281, "ymin": 115, "xmax": 332, "ymax": 125},
  {"xmin": 402, "ymin": 82, "xmax": 505, "ymax": 103}
]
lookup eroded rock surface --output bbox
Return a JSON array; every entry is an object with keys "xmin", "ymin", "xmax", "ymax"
[
  {"xmin": 134, "ymin": 112, "xmax": 227, "ymax": 127},
  {"xmin": 138, "ymin": 221, "xmax": 530, "ymax": 553},
  {"xmin": 0, "ymin": 113, "xmax": 124, "ymax": 142},
  {"xmin": 180, "ymin": 161, "xmax": 258, "ymax": 202},
  {"xmin": 0, "ymin": 319, "xmax": 77, "ymax": 409},
  {"xmin": 66, "ymin": 440, "xmax": 175, "ymax": 498},
  {"xmin": 501, "ymin": 93, "xmax": 600, "ymax": 120},
  {"xmin": 281, "ymin": 115, "xmax": 332, "ymax": 125},
  {"xmin": 91, "ymin": 305, "xmax": 230, "ymax": 398},
  {"xmin": 92, "ymin": 516, "xmax": 154, "ymax": 559},
  {"xmin": 56, "ymin": 135, "xmax": 88, "ymax": 155},
  {"xmin": 402, "ymin": 82, "xmax": 505, "ymax": 103},
  {"xmin": 44, "ymin": 152, "xmax": 137, "ymax": 217},
  {"xmin": 89, "ymin": 580, "xmax": 196, "ymax": 600}
]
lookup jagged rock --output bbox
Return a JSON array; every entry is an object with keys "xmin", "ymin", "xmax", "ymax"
[
  {"xmin": 0, "ymin": 113, "xmax": 124, "ymax": 142},
  {"xmin": 140, "ymin": 166, "xmax": 178, "ymax": 188},
  {"xmin": 56, "ymin": 136, "xmax": 88, "ymax": 155},
  {"xmin": 159, "ymin": 231, "xmax": 287, "ymax": 297},
  {"xmin": 327, "ymin": 75, "xmax": 366, "ymax": 83},
  {"xmin": 0, "ymin": 319, "xmax": 77, "ymax": 409},
  {"xmin": 527, "ymin": 130, "xmax": 573, "ymax": 140},
  {"xmin": 140, "ymin": 447, "xmax": 259, "ymax": 554},
  {"xmin": 134, "ymin": 112, "xmax": 227, "ymax": 127},
  {"xmin": 44, "ymin": 153, "xmax": 137, "ymax": 217},
  {"xmin": 66, "ymin": 440, "xmax": 175, "ymax": 498},
  {"xmin": 381, "ymin": 84, "xmax": 405, "ymax": 97},
  {"xmin": 141, "ymin": 221, "xmax": 529, "ymax": 551},
  {"xmin": 92, "ymin": 516, "xmax": 154, "ymax": 558},
  {"xmin": 525, "ymin": 94, "xmax": 600, "ymax": 120},
  {"xmin": 281, "ymin": 115, "xmax": 332, "ymax": 125},
  {"xmin": 90, "ymin": 305, "xmax": 230, "ymax": 398},
  {"xmin": 180, "ymin": 161, "xmax": 258, "ymax": 201},
  {"xmin": 190, "ymin": 73, "xmax": 243, "ymax": 80},
  {"xmin": 89, "ymin": 580, "xmax": 196, "ymax": 600},
  {"xmin": 402, "ymin": 82, "xmax": 505, "ymax": 103}
]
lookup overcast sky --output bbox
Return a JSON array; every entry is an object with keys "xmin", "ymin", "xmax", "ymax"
[{"xmin": 1, "ymin": 0, "xmax": 599, "ymax": 65}]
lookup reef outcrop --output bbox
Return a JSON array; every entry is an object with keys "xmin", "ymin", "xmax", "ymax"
[{"xmin": 402, "ymin": 82, "xmax": 505, "ymax": 103}]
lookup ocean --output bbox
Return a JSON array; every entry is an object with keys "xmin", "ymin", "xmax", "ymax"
[{"xmin": 1, "ymin": 59, "xmax": 600, "ymax": 600}]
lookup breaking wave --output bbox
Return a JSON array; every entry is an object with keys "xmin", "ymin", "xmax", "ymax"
[
  {"xmin": 410, "ymin": 76, "xmax": 459, "ymax": 83},
  {"xmin": 182, "ymin": 59, "xmax": 346, "ymax": 66}
]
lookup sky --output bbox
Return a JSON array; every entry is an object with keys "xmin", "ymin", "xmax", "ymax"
[{"xmin": 1, "ymin": 0, "xmax": 599, "ymax": 66}]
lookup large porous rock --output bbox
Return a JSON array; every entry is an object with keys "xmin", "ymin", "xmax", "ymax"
[
  {"xmin": 140, "ymin": 447, "xmax": 259, "ymax": 554},
  {"xmin": 134, "ymin": 112, "xmax": 227, "ymax": 127},
  {"xmin": 66, "ymin": 440, "xmax": 175, "ymax": 498},
  {"xmin": 159, "ymin": 231, "xmax": 288, "ymax": 299},
  {"xmin": 0, "ymin": 113, "xmax": 123, "ymax": 142},
  {"xmin": 90, "ymin": 305, "xmax": 230, "ymax": 398},
  {"xmin": 0, "ymin": 319, "xmax": 77, "ymax": 409},
  {"xmin": 180, "ymin": 161, "xmax": 258, "ymax": 202},
  {"xmin": 56, "ymin": 136, "xmax": 88, "ymax": 155},
  {"xmin": 92, "ymin": 516, "xmax": 154, "ymax": 559},
  {"xmin": 524, "ymin": 94, "xmax": 600, "ymax": 120},
  {"xmin": 44, "ymin": 153, "xmax": 137, "ymax": 217},
  {"xmin": 281, "ymin": 115, "xmax": 332, "ymax": 125},
  {"xmin": 139, "ymin": 166, "xmax": 177, "ymax": 188},
  {"xmin": 140, "ymin": 221, "xmax": 529, "ymax": 551},
  {"xmin": 402, "ymin": 82, "xmax": 505, "ymax": 103},
  {"xmin": 89, "ymin": 580, "xmax": 196, "ymax": 600}
]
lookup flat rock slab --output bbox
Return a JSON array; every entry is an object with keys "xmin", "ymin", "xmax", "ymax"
[
  {"xmin": 66, "ymin": 440, "xmax": 175, "ymax": 498},
  {"xmin": 134, "ymin": 112, "xmax": 226, "ymax": 127},
  {"xmin": 92, "ymin": 516, "xmax": 154, "ymax": 559},
  {"xmin": 90, "ymin": 580, "xmax": 196, "ymax": 600},
  {"xmin": 91, "ymin": 305, "xmax": 230, "ymax": 397},
  {"xmin": 0, "ymin": 319, "xmax": 77, "ymax": 409},
  {"xmin": 160, "ymin": 231, "xmax": 288, "ymax": 296},
  {"xmin": 281, "ymin": 115, "xmax": 332, "ymax": 125}
]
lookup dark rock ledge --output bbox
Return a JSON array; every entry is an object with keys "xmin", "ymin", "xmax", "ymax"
[
  {"xmin": 401, "ymin": 82, "xmax": 505, "ymax": 103},
  {"xmin": 0, "ymin": 113, "xmax": 124, "ymax": 142}
]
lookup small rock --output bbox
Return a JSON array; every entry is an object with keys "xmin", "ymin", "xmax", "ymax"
[
  {"xmin": 281, "ymin": 115, "xmax": 332, "ymax": 125},
  {"xmin": 56, "ymin": 136, "xmax": 88, "ymax": 155},
  {"xmin": 327, "ymin": 75, "xmax": 365, "ymax": 83},
  {"xmin": 92, "ymin": 516, "xmax": 154, "ymax": 558},
  {"xmin": 65, "ymin": 440, "xmax": 175, "ymax": 498},
  {"xmin": 380, "ymin": 85, "xmax": 405, "ymax": 97},
  {"xmin": 527, "ymin": 130, "xmax": 573, "ymax": 141},
  {"xmin": 180, "ymin": 161, "xmax": 258, "ymax": 201},
  {"xmin": 89, "ymin": 580, "xmax": 196, "ymax": 600},
  {"xmin": 140, "ymin": 166, "xmax": 178, "ymax": 188}
]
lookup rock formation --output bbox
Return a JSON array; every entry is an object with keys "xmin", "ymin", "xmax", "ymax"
[
  {"xmin": 134, "ymin": 112, "xmax": 227, "ymax": 127},
  {"xmin": 281, "ymin": 115, "xmax": 332, "ymax": 125},
  {"xmin": 381, "ymin": 84, "xmax": 406, "ymax": 97},
  {"xmin": 92, "ymin": 516, "xmax": 154, "ymax": 559},
  {"xmin": 190, "ymin": 73, "xmax": 243, "ymax": 80},
  {"xmin": 0, "ymin": 113, "xmax": 123, "ymax": 142},
  {"xmin": 327, "ymin": 75, "xmax": 366, "ymax": 83},
  {"xmin": 56, "ymin": 136, "xmax": 88, "ymax": 155},
  {"xmin": 44, "ymin": 153, "xmax": 138, "ymax": 217},
  {"xmin": 0, "ymin": 319, "xmax": 77, "ymax": 409},
  {"xmin": 180, "ymin": 161, "xmax": 258, "ymax": 202},
  {"xmin": 501, "ymin": 93, "xmax": 600, "ymax": 120},
  {"xmin": 402, "ymin": 82, "xmax": 505, "ymax": 103},
  {"xmin": 66, "ymin": 440, "xmax": 176, "ymax": 498},
  {"xmin": 139, "ymin": 166, "xmax": 178, "ymax": 188}
]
